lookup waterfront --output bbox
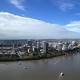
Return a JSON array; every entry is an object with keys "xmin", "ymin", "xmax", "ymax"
[
  {"xmin": 0, "ymin": 53, "xmax": 80, "ymax": 80},
  {"xmin": 0, "ymin": 39, "xmax": 80, "ymax": 61}
]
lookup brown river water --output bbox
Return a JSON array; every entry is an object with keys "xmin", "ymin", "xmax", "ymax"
[{"xmin": 0, "ymin": 53, "xmax": 80, "ymax": 80}]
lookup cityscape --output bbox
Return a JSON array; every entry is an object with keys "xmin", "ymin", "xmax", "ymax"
[
  {"xmin": 1, "ymin": 0, "xmax": 80, "ymax": 80},
  {"xmin": 0, "ymin": 39, "xmax": 80, "ymax": 61}
]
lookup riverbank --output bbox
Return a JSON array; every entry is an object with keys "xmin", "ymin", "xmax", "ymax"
[
  {"xmin": 0, "ymin": 48, "xmax": 79, "ymax": 61},
  {"xmin": 0, "ymin": 51, "xmax": 80, "ymax": 80}
]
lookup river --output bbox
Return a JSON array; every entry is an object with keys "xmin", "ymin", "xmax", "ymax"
[{"xmin": 0, "ymin": 53, "xmax": 80, "ymax": 80}]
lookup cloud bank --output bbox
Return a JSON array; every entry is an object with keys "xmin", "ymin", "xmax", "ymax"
[
  {"xmin": 66, "ymin": 21, "xmax": 80, "ymax": 33},
  {"xmin": 0, "ymin": 12, "xmax": 80, "ymax": 39}
]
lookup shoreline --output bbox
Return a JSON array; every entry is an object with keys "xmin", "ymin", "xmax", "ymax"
[{"xmin": 0, "ymin": 49, "xmax": 79, "ymax": 62}]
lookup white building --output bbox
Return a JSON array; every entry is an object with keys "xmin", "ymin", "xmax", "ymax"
[
  {"xmin": 41, "ymin": 41, "xmax": 48, "ymax": 53},
  {"xmin": 62, "ymin": 44, "xmax": 68, "ymax": 51},
  {"xmin": 56, "ymin": 43, "xmax": 63, "ymax": 51},
  {"xmin": 32, "ymin": 46, "xmax": 36, "ymax": 52},
  {"xmin": 71, "ymin": 41, "xmax": 76, "ymax": 46},
  {"xmin": 36, "ymin": 41, "xmax": 40, "ymax": 48},
  {"xmin": 52, "ymin": 42, "xmax": 57, "ymax": 49},
  {"xmin": 68, "ymin": 44, "xmax": 73, "ymax": 50}
]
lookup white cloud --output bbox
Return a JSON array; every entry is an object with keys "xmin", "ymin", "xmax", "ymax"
[
  {"xmin": 0, "ymin": 12, "xmax": 79, "ymax": 39},
  {"xmin": 10, "ymin": 0, "xmax": 25, "ymax": 10},
  {"xmin": 66, "ymin": 21, "xmax": 80, "ymax": 33},
  {"xmin": 54, "ymin": 0, "xmax": 75, "ymax": 11},
  {"xmin": 59, "ymin": 3, "xmax": 74, "ymax": 11}
]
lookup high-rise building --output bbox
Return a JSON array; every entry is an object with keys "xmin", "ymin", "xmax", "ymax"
[
  {"xmin": 36, "ymin": 41, "xmax": 40, "ymax": 49},
  {"xmin": 41, "ymin": 41, "xmax": 49, "ymax": 53},
  {"xmin": 56, "ymin": 43, "xmax": 63, "ymax": 51}
]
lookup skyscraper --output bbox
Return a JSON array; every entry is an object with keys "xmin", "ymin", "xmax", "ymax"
[{"xmin": 41, "ymin": 41, "xmax": 48, "ymax": 53}]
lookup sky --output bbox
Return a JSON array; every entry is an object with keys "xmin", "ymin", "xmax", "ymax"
[{"xmin": 0, "ymin": 0, "xmax": 80, "ymax": 39}]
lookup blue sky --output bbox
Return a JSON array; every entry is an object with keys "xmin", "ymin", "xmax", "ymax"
[
  {"xmin": 0, "ymin": 0, "xmax": 80, "ymax": 24},
  {"xmin": 0, "ymin": 0, "xmax": 80, "ymax": 39}
]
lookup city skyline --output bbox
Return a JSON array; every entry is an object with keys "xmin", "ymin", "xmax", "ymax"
[{"xmin": 0, "ymin": 0, "xmax": 80, "ymax": 39}]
